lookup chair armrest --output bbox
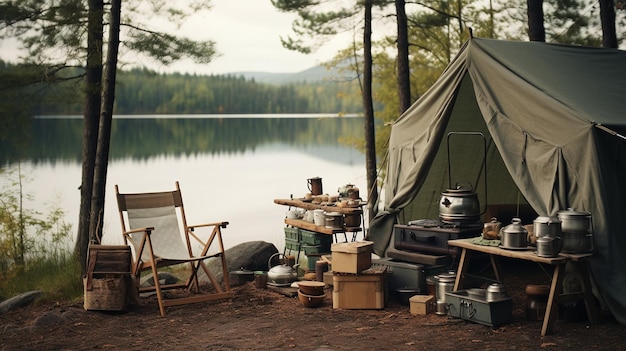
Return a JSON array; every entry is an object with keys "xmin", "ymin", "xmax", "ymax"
[
  {"xmin": 123, "ymin": 226, "xmax": 155, "ymax": 237},
  {"xmin": 188, "ymin": 221, "xmax": 229, "ymax": 230}
]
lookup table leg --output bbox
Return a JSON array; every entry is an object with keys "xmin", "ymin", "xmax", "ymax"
[
  {"xmin": 572, "ymin": 260, "xmax": 598, "ymax": 324},
  {"xmin": 454, "ymin": 248, "xmax": 469, "ymax": 291},
  {"xmin": 542, "ymin": 263, "xmax": 565, "ymax": 336}
]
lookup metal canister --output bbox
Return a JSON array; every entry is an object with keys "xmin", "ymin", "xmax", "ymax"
[{"xmin": 435, "ymin": 271, "xmax": 456, "ymax": 315}]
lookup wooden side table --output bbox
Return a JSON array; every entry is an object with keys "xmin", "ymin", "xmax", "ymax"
[{"xmin": 448, "ymin": 239, "xmax": 597, "ymax": 336}]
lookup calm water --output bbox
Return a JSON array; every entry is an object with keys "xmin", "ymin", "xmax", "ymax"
[{"xmin": 1, "ymin": 115, "xmax": 367, "ymax": 252}]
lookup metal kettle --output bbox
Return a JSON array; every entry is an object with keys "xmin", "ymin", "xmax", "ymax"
[
  {"xmin": 267, "ymin": 253, "xmax": 298, "ymax": 285},
  {"xmin": 536, "ymin": 236, "xmax": 563, "ymax": 258}
]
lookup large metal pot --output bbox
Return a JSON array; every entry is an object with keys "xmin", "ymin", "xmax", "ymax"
[
  {"xmin": 533, "ymin": 216, "xmax": 562, "ymax": 238},
  {"xmin": 439, "ymin": 185, "xmax": 481, "ymax": 223},
  {"xmin": 500, "ymin": 218, "xmax": 528, "ymax": 249},
  {"xmin": 557, "ymin": 208, "xmax": 592, "ymax": 233}
]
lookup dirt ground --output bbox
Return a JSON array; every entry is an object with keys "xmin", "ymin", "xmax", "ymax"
[{"xmin": 2, "ymin": 260, "xmax": 625, "ymax": 351}]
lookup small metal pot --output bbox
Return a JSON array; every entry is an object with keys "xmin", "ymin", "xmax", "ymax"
[
  {"xmin": 486, "ymin": 283, "xmax": 507, "ymax": 302},
  {"xmin": 533, "ymin": 216, "xmax": 562, "ymax": 238},
  {"xmin": 557, "ymin": 208, "xmax": 592, "ymax": 233},
  {"xmin": 229, "ymin": 267, "xmax": 254, "ymax": 286},
  {"xmin": 500, "ymin": 218, "xmax": 528, "ymax": 248},
  {"xmin": 536, "ymin": 236, "xmax": 563, "ymax": 257}
]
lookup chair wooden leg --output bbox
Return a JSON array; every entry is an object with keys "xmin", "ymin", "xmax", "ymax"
[{"xmin": 150, "ymin": 264, "xmax": 166, "ymax": 316}]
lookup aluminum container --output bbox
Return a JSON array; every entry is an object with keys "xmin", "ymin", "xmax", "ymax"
[{"xmin": 446, "ymin": 289, "xmax": 513, "ymax": 327}]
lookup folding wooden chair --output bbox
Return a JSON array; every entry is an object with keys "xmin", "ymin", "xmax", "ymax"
[{"xmin": 115, "ymin": 181, "xmax": 232, "ymax": 315}]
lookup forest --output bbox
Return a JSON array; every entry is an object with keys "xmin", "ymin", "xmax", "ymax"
[{"xmin": 2, "ymin": 62, "xmax": 363, "ymax": 116}]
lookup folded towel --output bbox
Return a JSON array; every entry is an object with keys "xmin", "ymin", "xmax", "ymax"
[{"xmin": 469, "ymin": 236, "xmax": 501, "ymax": 247}]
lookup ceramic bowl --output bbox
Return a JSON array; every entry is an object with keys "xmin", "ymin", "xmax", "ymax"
[
  {"xmin": 298, "ymin": 290, "xmax": 325, "ymax": 308},
  {"xmin": 297, "ymin": 281, "xmax": 325, "ymax": 296}
]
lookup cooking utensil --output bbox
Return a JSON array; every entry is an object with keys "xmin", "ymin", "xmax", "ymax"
[
  {"xmin": 439, "ymin": 184, "xmax": 481, "ymax": 223},
  {"xmin": 486, "ymin": 283, "xmax": 507, "ymax": 302},
  {"xmin": 500, "ymin": 218, "xmax": 528, "ymax": 248},
  {"xmin": 533, "ymin": 216, "xmax": 562, "ymax": 238},
  {"xmin": 267, "ymin": 253, "xmax": 298, "ymax": 285},
  {"xmin": 298, "ymin": 289, "xmax": 325, "ymax": 308},
  {"xmin": 435, "ymin": 271, "xmax": 456, "ymax": 314},
  {"xmin": 297, "ymin": 281, "xmax": 326, "ymax": 296},
  {"xmin": 557, "ymin": 208, "xmax": 592, "ymax": 233},
  {"xmin": 536, "ymin": 235, "xmax": 563, "ymax": 257},
  {"xmin": 441, "ymin": 132, "xmax": 488, "ymax": 223},
  {"xmin": 229, "ymin": 267, "xmax": 254, "ymax": 286}
]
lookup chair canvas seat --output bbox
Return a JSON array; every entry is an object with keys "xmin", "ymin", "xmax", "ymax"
[
  {"xmin": 115, "ymin": 182, "xmax": 232, "ymax": 315},
  {"xmin": 127, "ymin": 206, "xmax": 192, "ymax": 260}
]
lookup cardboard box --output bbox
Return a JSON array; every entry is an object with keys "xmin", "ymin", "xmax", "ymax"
[
  {"xmin": 409, "ymin": 295, "xmax": 434, "ymax": 315},
  {"xmin": 331, "ymin": 241, "xmax": 373, "ymax": 274},
  {"xmin": 332, "ymin": 267, "xmax": 386, "ymax": 309}
]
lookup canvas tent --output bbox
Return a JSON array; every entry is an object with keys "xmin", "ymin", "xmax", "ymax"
[{"xmin": 369, "ymin": 37, "xmax": 626, "ymax": 323}]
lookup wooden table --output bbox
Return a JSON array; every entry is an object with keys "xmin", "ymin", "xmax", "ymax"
[
  {"xmin": 448, "ymin": 238, "xmax": 597, "ymax": 336},
  {"xmin": 274, "ymin": 198, "xmax": 364, "ymax": 242}
]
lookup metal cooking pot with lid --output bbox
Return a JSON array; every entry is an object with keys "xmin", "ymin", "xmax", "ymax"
[
  {"xmin": 557, "ymin": 208, "xmax": 592, "ymax": 233},
  {"xmin": 533, "ymin": 216, "xmax": 562, "ymax": 238},
  {"xmin": 500, "ymin": 218, "xmax": 528, "ymax": 249},
  {"xmin": 536, "ymin": 236, "xmax": 563, "ymax": 257},
  {"xmin": 439, "ymin": 184, "xmax": 481, "ymax": 223},
  {"xmin": 440, "ymin": 132, "xmax": 488, "ymax": 223}
]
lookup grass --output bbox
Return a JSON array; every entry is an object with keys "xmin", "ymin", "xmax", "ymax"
[{"xmin": 0, "ymin": 251, "xmax": 83, "ymax": 303}]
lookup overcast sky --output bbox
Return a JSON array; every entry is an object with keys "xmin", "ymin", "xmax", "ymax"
[
  {"xmin": 163, "ymin": 0, "xmax": 356, "ymax": 75},
  {"xmin": 0, "ymin": 0, "xmax": 359, "ymax": 75}
]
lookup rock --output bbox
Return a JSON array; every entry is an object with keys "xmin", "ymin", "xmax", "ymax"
[
  {"xmin": 140, "ymin": 272, "xmax": 179, "ymax": 287},
  {"xmin": 199, "ymin": 241, "xmax": 278, "ymax": 284},
  {"xmin": 0, "ymin": 290, "xmax": 43, "ymax": 314}
]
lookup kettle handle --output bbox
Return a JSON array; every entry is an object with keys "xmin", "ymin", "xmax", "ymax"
[{"xmin": 268, "ymin": 252, "xmax": 285, "ymax": 270}]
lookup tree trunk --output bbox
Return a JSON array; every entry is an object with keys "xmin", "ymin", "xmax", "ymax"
[
  {"xmin": 599, "ymin": 0, "xmax": 617, "ymax": 48},
  {"xmin": 76, "ymin": 0, "xmax": 104, "ymax": 274},
  {"xmin": 527, "ymin": 0, "xmax": 545, "ymax": 42},
  {"xmin": 395, "ymin": 0, "xmax": 411, "ymax": 113},
  {"xmin": 89, "ymin": 0, "xmax": 121, "ymax": 244},
  {"xmin": 363, "ymin": 0, "xmax": 378, "ymax": 223}
]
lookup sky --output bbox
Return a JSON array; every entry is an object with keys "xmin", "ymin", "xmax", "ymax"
[
  {"xmin": 0, "ymin": 0, "xmax": 359, "ymax": 75},
  {"xmin": 0, "ymin": 1, "xmax": 405, "ymax": 75},
  {"xmin": 162, "ymin": 0, "xmax": 357, "ymax": 75}
]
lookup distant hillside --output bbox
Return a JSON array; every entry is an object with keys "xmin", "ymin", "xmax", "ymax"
[{"xmin": 228, "ymin": 63, "xmax": 354, "ymax": 84}]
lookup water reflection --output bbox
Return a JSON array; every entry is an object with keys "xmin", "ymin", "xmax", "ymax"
[
  {"xmin": 2, "ymin": 115, "xmax": 364, "ymax": 165},
  {"xmin": 1, "ymin": 115, "xmax": 368, "ymax": 251}
]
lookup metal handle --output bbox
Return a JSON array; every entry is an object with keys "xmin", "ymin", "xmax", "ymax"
[{"xmin": 446, "ymin": 132, "xmax": 488, "ymax": 216}]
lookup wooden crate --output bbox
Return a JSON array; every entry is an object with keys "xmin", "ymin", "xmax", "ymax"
[
  {"xmin": 330, "ymin": 241, "xmax": 373, "ymax": 274},
  {"xmin": 410, "ymin": 295, "xmax": 434, "ymax": 315},
  {"xmin": 332, "ymin": 267, "xmax": 386, "ymax": 309},
  {"xmin": 87, "ymin": 245, "xmax": 132, "ymax": 274},
  {"xmin": 83, "ymin": 275, "xmax": 128, "ymax": 311}
]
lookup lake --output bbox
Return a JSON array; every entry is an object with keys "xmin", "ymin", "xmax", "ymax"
[{"xmin": 0, "ymin": 114, "xmax": 368, "ymax": 252}]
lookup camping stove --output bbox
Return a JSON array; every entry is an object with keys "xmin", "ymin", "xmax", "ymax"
[{"xmin": 393, "ymin": 219, "xmax": 482, "ymax": 256}]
